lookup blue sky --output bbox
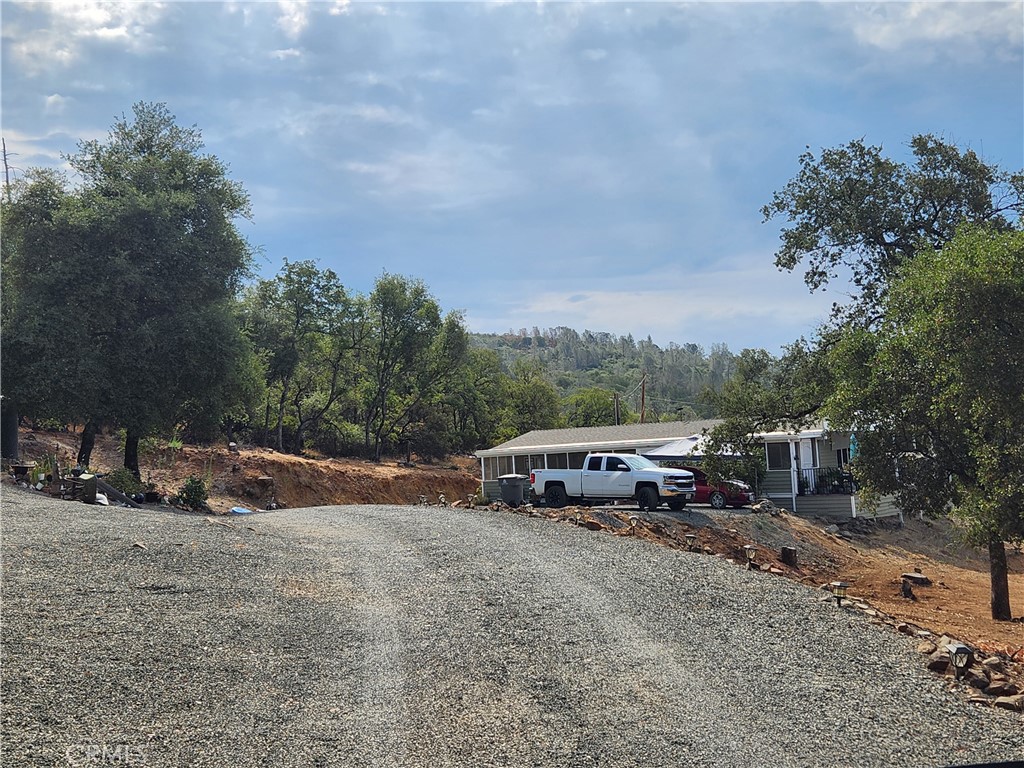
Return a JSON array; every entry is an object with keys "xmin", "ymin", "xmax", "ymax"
[{"xmin": 3, "ymin": 1, "xmax": 1022, "ymax": 353}]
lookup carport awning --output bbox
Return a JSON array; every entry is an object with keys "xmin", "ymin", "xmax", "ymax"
[{"xmin": 643, "ymin": 434, "xmax": 740, "ymax": 460}]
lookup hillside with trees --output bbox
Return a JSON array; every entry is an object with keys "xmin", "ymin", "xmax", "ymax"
[{"xmin": 1, "ymin": 103, "xmax": 741, "ymax": 472}]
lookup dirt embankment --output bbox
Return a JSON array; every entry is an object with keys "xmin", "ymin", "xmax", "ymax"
[{"xmin": 12, "ymin": 428, "xmax": 481, "ymax": 512}]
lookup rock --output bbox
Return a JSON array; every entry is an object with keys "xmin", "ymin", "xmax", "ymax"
[
  {"xmin": 896, "ymin": 623, "xmax": 917, "ymax": 636},
  {"xmin": 981, "ymin": 656, "xmax": 1006, "ymax": 673},
  {"xmin": 965, "ymin": 670, "xmax": 989, "ymax": 690},
  {"xmin": 985, "ymin": 681, "xmax": 1020, "ymax": 697},
  {"xmin": 967, "ymin": 695, "xmax": 992, "ymax": 706},
  {"xmin": 769, "ymin": 567, "xmax": 784, "ymax": 575},
  {"xmin": 901, "ymin": 572, "xmax": 932, "ymax": 586},
  {"xmin": 916, "ymin": 640, "xmax": 937, "ymax": 655},
  {"xmin": 993, "ymin": 695, "xmax": 1024, "ymax": 712},
  {"xmin": 926, "ymin": 650, "xmax": 950, "ymax": 673},
  {"xmin": 823, "ymin": 524, "xmax": 841, "ymax": 535}
]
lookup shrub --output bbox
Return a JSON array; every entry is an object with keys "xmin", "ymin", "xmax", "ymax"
[
  {"xmin": 177, "ymin": 475, "xmax": 209, "ymax": 511},
  {"xmin": 106, "ymin": 467, "xmax": 144, "ymax": 496}
]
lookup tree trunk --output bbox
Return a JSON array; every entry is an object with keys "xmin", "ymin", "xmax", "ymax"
[
  {"xmin": 0, "ymin": 397, "xmax": 18, "ymax": 461},
  {"xmin": 261, "ymin": 400, "xmax": 271, "ymax": 447},
  {"xmin": 124, "ymin": 428, "xmax": 141, "ymax": 481},
  {"xmin": 77, "ymin": 420, "xmax": 97, "ymax": 467},
  {"xmin": 275, "ymin": 385, "xmax": 288, "ymax": 452},
  {"xmin": 989, "ymin": 536, "xmax": 1012, "ymax": 621}
]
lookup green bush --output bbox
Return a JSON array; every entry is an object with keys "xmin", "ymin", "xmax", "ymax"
[
  {"xmin": 106, "ymin": 467, "xmax": 144, "ymax": 496},
  {"xmin": 177, "ymin": 475, "xmax": 209, "ymax": 511}
]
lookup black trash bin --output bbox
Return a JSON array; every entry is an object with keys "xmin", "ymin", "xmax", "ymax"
[{"xmin": 498, "ymin": 474, "xmax": 529, "ymax": 507}]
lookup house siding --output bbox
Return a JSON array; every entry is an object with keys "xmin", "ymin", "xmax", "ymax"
[
  {"xmin": 763, "ymin": 471, "xmax": 793, "ymax": 500},
  {"xmin": 854, "ymin": 494, "xmax": 902, "ymax": 519},
  {"xmin": 795, "ymin": 494, "xmax": 854, "ymax": 518}
]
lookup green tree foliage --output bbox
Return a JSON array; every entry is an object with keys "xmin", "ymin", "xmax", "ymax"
[
  {"xmin": 823, "ymin": 228, "xmax": 1024, "ymax": 620},
  {"xmin": 710, "ymin": 135, "xmax": 1024, "ymax": 620},
  {"xmin": 2, "ymin": 103, "xmax": 255, "ymax": 475},
  {"xmin": 564, "ymin": 387, "xmax": 624, "ymax": 427},
  {"xmin": 242, "ymin": 260, "xmax": 366, "ymax": 454},
  {"xmin": 495, "ymin": 359, "xmax": 564, "ymax": 442},
  {"xmin": 763, "ymin": 134, "xmax": 1024, "ymax": 320},
  {"xmin": 363, "ymin": 273, "xmax": 469, "ymax": 461},
  {"xmin": 472, "ymin": 328, "xmax": 731, "ymax": 420},
  {"xmin": 438, "ymin": 348, "xmax": 508, "ymax": 452}
]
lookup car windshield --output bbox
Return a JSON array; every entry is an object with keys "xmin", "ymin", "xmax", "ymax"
[{"xmin": 621, "ymin": 455, "xmax": 660, "ymax": 471}]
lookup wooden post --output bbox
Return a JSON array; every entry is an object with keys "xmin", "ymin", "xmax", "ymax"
[{"xmin": 780, "ymin": 546, "xmax": 798, "ymax": 568}]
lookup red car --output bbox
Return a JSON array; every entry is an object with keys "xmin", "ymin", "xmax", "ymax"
[{"xmin": 679, "ymin": 466, "xmax": 755, "ymax": 509}]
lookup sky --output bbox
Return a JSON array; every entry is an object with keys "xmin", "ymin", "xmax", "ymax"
[{"xmin": 2, "ymin": 1, "xmax": 1022, "ymax": 354}]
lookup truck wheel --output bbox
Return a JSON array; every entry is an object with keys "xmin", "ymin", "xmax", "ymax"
[
  {"xmin": 667, "ymin": 500, "xmax": 685, "ymax": 511},
  {"xmin": 638, "ymin": 487, "xmax": 659, "ymax": 511},
  {"xmin": 709, "ymin": 491, "xmax": 727, "ymax": 509},
  {"xmin": 546, "ymin": 485, "xmax": 569, "ymax": 508}
]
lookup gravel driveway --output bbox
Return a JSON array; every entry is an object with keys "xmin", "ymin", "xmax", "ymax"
[{"xmin": 2, "ymin": 487, "xmax": 1022, "ymax": 767}]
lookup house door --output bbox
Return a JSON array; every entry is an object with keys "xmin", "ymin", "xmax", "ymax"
[{"xmin": 799, "ymin": 439, "xmax": 817, "ymax": 492}]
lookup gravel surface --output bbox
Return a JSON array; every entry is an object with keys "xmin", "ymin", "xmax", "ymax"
[{"xmin": 2, "ymin": 486, "xmax": 1022, "ymax": 767}]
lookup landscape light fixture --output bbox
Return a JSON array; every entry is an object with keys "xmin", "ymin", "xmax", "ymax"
[
  {"xmin": 830, "ymin": 581, "xmax": 849, "ymax": 607},
  {"xmin": 629, "ymin": 516, "xmax": 639, "ymax": 534},
  {"xmin": 743, "ymin": 544, "xmax": 757, "ymax": 569},
  {"xmin": 574, "ymin": 511, "xmax": 581, "ymax": 526},
  {"xmin": 948, "ymin": 643, "xmax": 973, "ymax": 681},
  {"xmin": 685, "ymin": 533, "xmax": 697, "ymax": 551}
]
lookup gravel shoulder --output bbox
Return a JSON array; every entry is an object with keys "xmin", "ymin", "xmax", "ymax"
[{"xmin": 2, "ymin": 487, "xmax": 1022, "ymax": 767}]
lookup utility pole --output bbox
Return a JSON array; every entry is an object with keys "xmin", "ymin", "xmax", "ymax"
[
  {"xmin": 640, "ymin": 374, "xmax": 647, "ymax": 424},
  {"xmin": 613, "ymin": 393, "xmax": 620, "ymax": 426}
]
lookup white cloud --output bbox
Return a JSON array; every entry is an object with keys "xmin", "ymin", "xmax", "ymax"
[
  {"xmin": 5, "ymin": 2, "xmax": 165, "ymax": 74},
  {"xmin": 346, "ymin": 103, "xmax": 420, "ymax": 126},
  {"xmin": 329, "ymin": 0, "xmax": 351, "ymax": 16},
  {"xmin": 581, "ymin": 48, "xmax": 608, "ymax": 61},
  {"xmin": 43, "ymin": 94, "xmax": 71, "ymax": 115},
  {"xmin": 343, "ymin": 132, "xmax": 525, "ymax": 210},
  {"xmin": 270, "ymin": 48, "xmax": 302, "ymax": 60},
  {"xmin": 347, "ymin": 71, "xmax": 402, "ymax": 90},
  {"xmin": 466, "ymin": 258, "xmax": 843, "ymax": 350},
  {"xmin": 276, "ymin": 0, "xmax": 309, "ymax": 40},
  {"xmin": 849, "ymin": 2, "xmax": 1023, "ymax": 52},
  {"xmin": 275, "ymin": 102, "xmax": 422, "ymax": 139}
]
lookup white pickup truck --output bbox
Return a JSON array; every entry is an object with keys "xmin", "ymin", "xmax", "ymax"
[{"xmin": 530, "ymin": 453, "xmax": 696, "ymax": 511}]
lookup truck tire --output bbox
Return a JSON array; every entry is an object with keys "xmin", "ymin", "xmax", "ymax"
[
  {"xmin": 638, "ymin": 486, "xmax": 659, "ymax": 511},
  {"xmin": 546, "ymin": 484, "xmax": 569, "ymax": 508},
  {"xmin": 667, "ymin": 500, "xmax": 685, "ymax": 511}
]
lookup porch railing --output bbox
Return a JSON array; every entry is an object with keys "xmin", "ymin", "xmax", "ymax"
[{"xmin": 798, "ymin": 467, "xmax": 856, "ymax": 496}]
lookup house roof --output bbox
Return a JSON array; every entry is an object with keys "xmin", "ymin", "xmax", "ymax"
[{"xmin": 475, "ymin": 419, "xmax": 724, "ymax": 457}]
